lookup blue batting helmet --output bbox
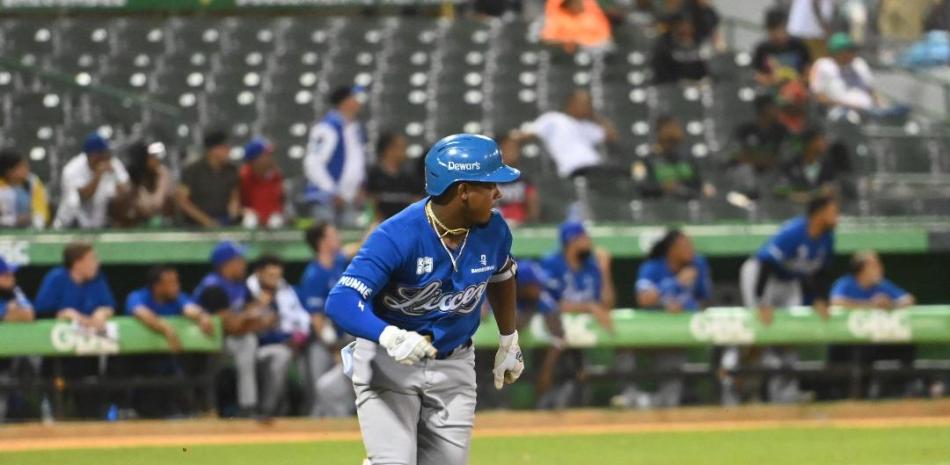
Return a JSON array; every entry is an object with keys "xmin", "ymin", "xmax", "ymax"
[{"xmin": 424, "ymin": 134, "xmax": 521, "ymax": 196}]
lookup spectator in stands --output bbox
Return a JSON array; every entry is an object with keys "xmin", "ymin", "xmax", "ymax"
[
  {"xmin": 526, "ymin": 89, "xmax": 618, "ymax": 178},
  {"xmin": 128, "ymin": 265, "xmax": 214, "ymax": 352},
  {"xmin": 53, "ymin": 133, "xmax": 130, "ymax": 229},
  {"xmin": 0, "ymin": 256, "xmax": 33, "ymax": 422},
  {"xmin": 659, "ymin": 0, "xmax": 720, "ymax": 44},
  {"xmin": 540, "ymin": 0, "xmax": 613, "ymax": 53},
  {"xmin": 514, "ymin": 259, "xmax": 566, "ymax": 407},
  {"xmin": 651, "ymin": 11, "xmax": 710, "ymax": 85},
  {"xmin": 125, "ymin": 265, "xmax": 214, "ymax": 417},
  {"xmin": 304, "ymin": 86, "xmax": 367, "ymax": 228},
  {"xmin": 35, "ymin": 242, "xmax": 115, "ymax": 327},
  {"xmin": 365, "ymin": 132, "xmax": 423, "ymax": 222},
  {"xmin": 239, "ymin": 137, "xmax": 285, "ymax": 229},
  {"xmin": 728, "ymin": 94, "xmax": 788, "ymax": 198},
  {"xmin": 193, "ymin": 241, "xmax": 272, "ymax": 418},
  {"xmin": 810, "ymin": 33, "xmax": 910, "ymax": 120},
  {"xmin": 541, "ymin": 221, "xmax": 615, "ymax": 331},
  {"xmin": 245, "ymin": 255, "xmax": 307, "ymax": 418},
  {"xmin": 299, "ymin": 222, "xmax": 359, "ymax": 417},
  {"xmin": 635, "ymin": 115, "xmax": 714, "ymax": 199},
  {"xmin": 34, "ymin": 242, "xmax": 116, "ymax": 418},
  {"xmin": 775, "ymin": 78, "xmax": 810, "ymax": 135},
  {"xmin": 827, "ymin": 250, "xmax": 918, "ymax": 399},
  {"xmin": 787, "ymin": 0, "xmax": 835, "ymax": 57},
  {"xmin": 777, "ymin": 127, "xmax": 852, "ymax": 202},
  {"xmin": 753, "ymin": 9, "xmax": 813, "ymax": 87},
  {"xmin": 0, "ymin": 148, "xmax": 49, "ymax": 229},
  {"xmin": 496, "ymin": 132, "xmax": 539, "ymax": 226},
  {"xmin": 177, "ymin": 130, "xmax": 240, "ymax": 228},
  {"xmin": 118, "ymin": 141, "xmax": 172, "ymax": 228},
  {"xmin": 613, "ymin": 230, "xmax": 712, "ymax": 408},
  {"xmin": 724, "ymin": 196, "xmax": 838, "ymax": 404}
]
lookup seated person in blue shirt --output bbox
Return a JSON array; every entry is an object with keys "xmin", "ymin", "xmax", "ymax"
[
  {"xmin": 636, "ymin": 230, "xmax": 711, "ymax": 312},
  {"xmin": 515, "ymin": 259, "xmax": 566, "ymax": 403},
  {"xmin": 35, "ymin": 242, "xmax": 116, "ymax": 328},
  {"xmin": 193, "ymin": 241, "xmax": 273, "ymax": 417},
  {"xmin": 127, "ymin": 265, "xmax": 214, "ymax": 352},
  {"xmin": 831, "ymin": 250, "xmax": 915, "ymax": 309},
  {"xmin": 0, "ymin": 256, "xmax": 33, "ymax": 422},
  {"xmin": 540, "ymin": 221, "xmax": 615, "ymax": 332},
  {"xmin": 299, "ymin": 222, "xmax": 362, "ymax": 417},
  {"xmin": 827, "ymin": 250, "xmax": 917, "ymax": 399}
]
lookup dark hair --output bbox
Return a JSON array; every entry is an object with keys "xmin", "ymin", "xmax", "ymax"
[
  {"xmin": 304, "ymin": 222, "xmax": 331, "ymax": 252},
  {"xmin": 850, "ymin": 250, "xmax": 877, "ymax": 274},
  {"xmin": 0, "ymin": 149, "xmax": 24, "ymax": 179},
  {"xmin": 329, "ymin": 85, "xmax": 354, "ymax": 107},
  {"xmin": 753, "ymin": 93, "xmax": 776, "ymax": 114},
  {"xmin": 126, "ymin": 141, "xmax": 158, "ymax": 191},
  {"xmin": 146, "ymin": 265, "xmax": 177, "ymax": 288},
  {"xmin": 806, "ymin": 194, "xmax": 836, "ymax": 217},
  {"xmin": 765, "ymin": 8, "xmax": 788, "ymax": 30},
  {"xmin": 63, "ymin": 242, "xmax": 94, "ymax": 269},
  {"xmin": 495, "ymin": 131, "xmax": 513, "ymax": 146},
  {"xmin": 203, "ymin": 130, "xmax": 229, "ymax": 150},
  {"xmin": 255, "ymin": 253, "xmax": 284, "ymax": 271},
  {"xmin": 648, "ymin": 229, "xmax": 685, "ymax": 260},
  {"xmin": 376, "ymin": 131, "xmax": 401, "ymax": 158}
]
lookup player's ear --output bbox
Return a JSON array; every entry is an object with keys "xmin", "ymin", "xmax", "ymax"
[{"xmin": 459, "ymin": 183, "xmax": 469, "ymax": 202}]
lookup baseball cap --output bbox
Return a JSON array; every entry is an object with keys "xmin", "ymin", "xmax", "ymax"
[
  {"xmin": 559, "ymin": 221, "xmax": 587, "ymax": 248},
  {"xmin": 82, "ymin": 132, "xmax": 110, "ymax": 155},
  {"xmin": 0, "ymin": 257, "xmax": 18, "ymax": 275},
  {"xmin": 827, "ymin": 33, "xmax": 857, "ymax": 54},
  {"xmin": 210, "ymin": 241, "xmax": 247, "ymax": 269},
  {"xmin": 243, "ymin": 137, "xmax": 273, "ymax": 162}
]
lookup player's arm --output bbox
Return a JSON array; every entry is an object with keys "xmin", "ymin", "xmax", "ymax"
[
  {"xmin": 131, "ymin": 305, "xmax": 182, "ymax": 352},
  {"xmin": 487, "ymin": 258, "xmax": 524, "ymax": 389}
]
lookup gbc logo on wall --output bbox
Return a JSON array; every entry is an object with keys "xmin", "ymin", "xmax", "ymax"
[
  {"xmin": 689, "ymin": 311, "xmax": 755, "ymax": 345},
  {"xmin": 847, "ymin": 309, "xmax": 912, "ymax": 342},
  {"xmin": 50, "ymin": 322, "xmax": 120, "ymax": 355},
  {"xmin": 446, "ymin": 161, "xmax": 480, "ymax": 171}
]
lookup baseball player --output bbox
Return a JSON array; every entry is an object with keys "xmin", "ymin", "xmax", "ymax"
[
  {"xmin": 324, "ymin": 134, "xmax": 524, "ymax": 465},
  {"xmin": 722, "ymin": 195, "xmax": 838, "ymax": 404}
]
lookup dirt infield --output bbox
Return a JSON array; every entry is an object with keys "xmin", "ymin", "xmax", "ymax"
[{"xmin": 2, "ymin": 399, "xmax": 950, "ymax": 452}]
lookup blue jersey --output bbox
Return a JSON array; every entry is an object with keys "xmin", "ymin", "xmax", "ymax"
[
  {"xmin": 755, "ymin": 216, "xmax": 835, "ymax": 279},
  {"xmin": 125, "ymin": 288, "xmax": 195, "ymax": 317},
  {"xmin": 299, "ymin": 253, "xmax": 348, "ymax": 314},
  {"xmin": 34, "ymin": 267, "xmax": 116, "ymax": 316},
  {"xmin": 0, "ymin": 286, "xmax": 32, "ymax": 319},
  {"xmin": 831, "ymin": 275, "xmax": 909, "ymax": 303},
  {"xmin": 515, "ymin": 259, "xmax": 559, "ymax": 316},
  {"xmin": 329, "ymin": 199, "xmax": 514, "ymax": 355},
  {"xmin": 540, "ymin": 252, "xmax": 601, "ymax": 304},
  {"xmin": 636, "ymin": 256, "xmax": 712, "ymax": 311},
  {"xmin": 193, "ymin": 273, "xmax": 248, "ymax": 313}
]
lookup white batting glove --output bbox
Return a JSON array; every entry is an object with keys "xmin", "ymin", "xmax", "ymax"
[
  {"xmin": 493, "ymin": 331, "xmax": 524, "ymax": 389},
  {"xmin": 379, "ymin": 325, "xmax": 437, "ymax": 365}
]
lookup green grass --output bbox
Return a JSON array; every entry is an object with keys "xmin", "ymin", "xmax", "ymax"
[{"xmin": 3, "ymin": 426, "xmax": 949, "ymax": 465}]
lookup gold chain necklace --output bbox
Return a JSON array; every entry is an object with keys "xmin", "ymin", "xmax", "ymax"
[{"xmin": 425, "ymin": 201, "xmax": 469, "ymax": 238}]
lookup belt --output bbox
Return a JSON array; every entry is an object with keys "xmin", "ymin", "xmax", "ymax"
[{"xmin": 436, "ymin": 339, "xmax": 473, "ymax": 360}]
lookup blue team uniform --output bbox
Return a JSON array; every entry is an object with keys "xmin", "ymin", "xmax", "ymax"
[
  {"xmin": 755, "ymin": 216, "xmax": 835, "ymax": 279},
  {"xmin": 34, "ymin": 267, "xmax": 116, "ymax": 316},
  {"xmin": 193, "ymin": 273, "xmax": 248, "ymax": 312},
  {"xmin": 299, "ymin": 253, "xmax": 348, "ymax": 314},
  {"xmin": 0, "ymin": 286, "xmax": 32, "ymax": 319},
  {"xmin": 636, "ymin": 256, "xmax": 712, "ymax": 311},
  {"xmin": 125, "ymin": 288, "xmax": 195, "ymax": 316},
  {"xmin": 831, "ymin": 276, "xmax": 910, "ymax": 302},
  {"xmin": 515, "ymin": 259, "xmax": 559, "ymax": 316},
  {"xmin": 326, "ymin": 199, "xmax": 514, "ymax": 356},
  {"xmin": 539, "ymin": 252, "xmax": 601, "ymax": 304}
]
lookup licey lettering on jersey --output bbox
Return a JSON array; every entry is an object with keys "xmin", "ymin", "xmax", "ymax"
[{"xmin": 382, "ymin": 280, "xmax": 489, "ymax": 316}]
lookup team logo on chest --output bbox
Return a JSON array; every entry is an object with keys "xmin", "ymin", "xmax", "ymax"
[
  {"xmin": 416, "ymin": 257, "xmax": 434, "ymax": 275},
  {"xmin": 382, "ymin": 280, "xmax": 488, "ymax": 316}
]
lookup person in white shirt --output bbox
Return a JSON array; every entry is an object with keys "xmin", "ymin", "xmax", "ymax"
[
  {"xmin": 303, "ymin": 86, "xmax": 367, "ymax": 227},
  {"xmin": 524, "ymin": 89, "xmax": 618, "ymax": 178},
  {"xmin": 787, "ymin": 0, "xmax": 834, "ymax": 57},
  {"xmin": 811, "ymin": 33, "xmax": 909, "ymax": 119},
  {"xmin": 54, "ymin": 133, "xmax": 130, "ymax": 229}
]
